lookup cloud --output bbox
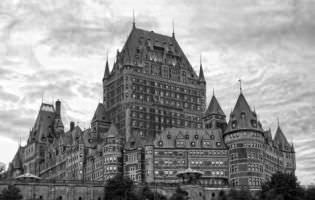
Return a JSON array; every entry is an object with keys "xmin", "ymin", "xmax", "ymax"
[{"xmin": 0, "ymin": 0, "xmax": 314, "ymax": 185}]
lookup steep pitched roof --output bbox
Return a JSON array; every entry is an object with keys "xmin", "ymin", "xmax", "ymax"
[
  {"xmin": 92, "ymin": 103, "xmax": 107, "ymax": 122},
  {"xmin": 30, "ymin": 103, "xmax": 56, "ymax": 143},
  {"xmin": 225, "ymin": 93, "xmax": 263, "ymax": 133},
  {"xmin": 205, "ymin": 95, "xmax": 225, "ymax": 116},
  {"xmin": 118, "ymin": 27, "xmax": 197, "ymax": 77},
  {"xmin": 274, "ymin": 125, "xmax": 290, "ymax": 150}
]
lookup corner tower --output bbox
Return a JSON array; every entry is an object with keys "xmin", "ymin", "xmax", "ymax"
[
  {"xmin": 203, "ymin": 92, "xmax": 226, "ymax": 132},
  {"xmin": 223, "ymin": 91, "xmax": 265, "ymax": 189}
]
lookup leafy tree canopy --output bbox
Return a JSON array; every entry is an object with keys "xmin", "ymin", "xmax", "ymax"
[{"xmin": 0, "ymin": 185, "xmax": 23, "ymax": 200}]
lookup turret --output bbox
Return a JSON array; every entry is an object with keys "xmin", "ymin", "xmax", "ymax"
[
  {"xmin": 223, "ymin": 89, "xmax": 265, "ymax": 189},
  {"xmin": 203, "ymin": 91, "xmax": 226, "ymax": 131}
]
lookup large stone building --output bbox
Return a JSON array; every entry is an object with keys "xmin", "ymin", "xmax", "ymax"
[{"xmin": 6, "ymin": 23, "xmax": 295, "ymax": 192}]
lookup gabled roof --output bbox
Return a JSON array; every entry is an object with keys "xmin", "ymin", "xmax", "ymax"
[
  {"xmin": 92, "ymin": 103, "xmax": 107, "ymax": 122},
  {"xmin": 205, "ymin": 95, "xmax": 225, "ymax": 116},
  {"xmin": 225, "ymin": 93, "xmax": 263, "ymax": 133}
]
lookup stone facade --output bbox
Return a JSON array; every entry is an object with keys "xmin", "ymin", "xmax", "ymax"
[
  {"xmin": 6, "ymin": 24, "xmax": 295, "ymax": 192},
  {"xmin": 0, "ymin": 180, "xmax": 104, "ymax": 200}
]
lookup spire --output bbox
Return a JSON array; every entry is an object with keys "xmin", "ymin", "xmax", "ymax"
[
  {"xmin": 132, "ymin": 9, "xmax": 136, "ymax": 29},
  {"xmin": 238, "ymin": 79, "xmax": 242, "ymax": 93},
  {"xmin": 199, "ymin": 55, "xmax": 205, "ymax": 82},
  {"xmin": 104, "ymin": 53, "xmax": 110, "ymax": 80},
  {"xmin": 172, "ymin": 20, "xmax": 175, "ymax": 38}
]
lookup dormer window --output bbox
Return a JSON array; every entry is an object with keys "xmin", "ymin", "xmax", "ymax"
[
  {"xmin": 241, "ymin": 112, "xmax": 246, "ymax": 119},
  {"xmin": 191, "ymin": 141, "xmax": 196, "ymax": 147},
  {"xmin": 194, "ymin": 135, "xmax": 199, "ymax": 140},
  {"xmin": 232, "ymin": 121, "xmax": 237, "ymax": 129},
  {"xmin": 158, "ymin": 140, "xmax": 163, "ymax": 147},
  {"xmin": 251, "ymin": 120, "xmax": 257, "ymax": 128},
  {"xmin": 167, "ymin": 134, "xmax": 171, "ymax": 139},
  {"xmin": 210, "ymin": 135, "xmax": 215, "ymax": 140},
  {"xmin": 185, "ymin": 134, "xmax": 189, "ymax": 140}
]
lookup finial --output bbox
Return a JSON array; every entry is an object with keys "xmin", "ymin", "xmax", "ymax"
[
  {"xmin": 277, "ymin": 117, "xmax": 280, "ymax": 127},
  {"xmin": 212, "ymin": 88, "xmax": 215, "ymax": 96},
  {"xmin": 132, "ymin": 9, "xmax": 136, "ymax": 28},
  {"xmin": 172, "ymin": 20, "xmax": 175, "ymax": 38},
  {"xmin": 200, "ymin": 54, "xmax": 202, "ymax": 66},
  {"xmin": 238, "ymin": 79, "xmax": 242, "ymax": 93}
]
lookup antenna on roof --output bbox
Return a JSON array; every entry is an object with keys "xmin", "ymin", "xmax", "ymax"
[
  {"xmin": 132, "ymin": 9, "xmax": 136, "ymax": 29},
  {"xmin": 238, "ymin": 79, "xmax": 242, "ymax": 93},
  {"xmin": 172, "ymin": 20, "xmax": 175, "ymax": 38}
]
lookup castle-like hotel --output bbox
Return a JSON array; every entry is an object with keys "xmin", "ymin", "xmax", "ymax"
[{"xmin": 7, "ymin": 23, "xmax": 295, "ymax": 190}]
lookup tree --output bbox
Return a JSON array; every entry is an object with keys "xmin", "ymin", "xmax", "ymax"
[
  {"xmin": 260, "ymin": 172, "xmax": 304, "ymax": 200},
  {"xmin": 169, "ymin": 187, "xmax": 188, "ymax": 200},
  {"xmin": 0, "ymin": 184, "xmax": 23, "ymax": 200},
  {"xmin": 304, "ymin": 186, "xmax": 315, "ymax": 200},
  {"xmin": 104, "ymin": 174, "xmax": 138, "ymax": 200},
  {"xmin": 137, "ymin": 184, "xmax": 167, "ymax": 200}
]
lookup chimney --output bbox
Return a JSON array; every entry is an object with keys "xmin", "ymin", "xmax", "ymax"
[
  {"xmin": 55, "ymin": 99, "xmax": 61, "ymax": 118},
  {"xmin": 70, "ymin": 121, "xmax": 75, "ymax": 131}
]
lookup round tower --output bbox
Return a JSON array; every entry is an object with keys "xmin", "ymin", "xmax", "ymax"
[
  {"xmin": 223, "ymin": 92, "xmax": 265, "ymax": 189},
  {"xmin": 103, "ymin": 125, "xmax": 124, "ymax": 181}
]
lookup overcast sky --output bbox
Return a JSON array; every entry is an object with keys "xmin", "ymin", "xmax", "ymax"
[{"xmin": 0, "ymin": 0, "xmax": 314, "ymax": 185}]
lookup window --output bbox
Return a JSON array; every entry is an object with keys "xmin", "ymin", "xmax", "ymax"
[
  {"xmin": 194, "ymin": 134, "xmax": 199, "ymax": 139},
  {"xmin": 158, "ymin": 140, "xmax": 163, "ymax": 147},
  {"xmin": 191, "ymin": 141, "xmax": 195, "ymax": 147}
]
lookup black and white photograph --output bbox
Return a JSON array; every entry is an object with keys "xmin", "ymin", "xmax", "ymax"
[{"xmin": 0, "ymin": 0, "xmax": 314, "ymax": 199}]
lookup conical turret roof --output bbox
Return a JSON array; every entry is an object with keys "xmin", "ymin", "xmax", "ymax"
[
  {"xmin": 205, "ymin": 95, "xmax": 225, "ymax": 116},
  {"xmin": 225, "ymin": 92, "xmax": 263, "ymax": 133}
]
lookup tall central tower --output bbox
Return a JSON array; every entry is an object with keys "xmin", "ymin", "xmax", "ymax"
[{"xmin": 102, "ymin": 24, "xmax": 206, "ymax": 143}]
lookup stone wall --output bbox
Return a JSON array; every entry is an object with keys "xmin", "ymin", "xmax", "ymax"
[{"xmin": 0, "ymin": 180, "xmax": 104, "ymax": 200}]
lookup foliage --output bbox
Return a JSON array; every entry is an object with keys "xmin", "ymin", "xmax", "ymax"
[
  {"xmin": 169, "ymin": 187, "xmax": 188, "ymax": 200},
  {"xmin": 260, "ymin": 172, "xmax": 304, "ymax": 200},
  {"xmin": 0, "ymin": 184, "xmax": 23, "ymax": 200},
  {"xmin": 104, "ymin": 174, "xmax": 138, "ymax": 200},
  {"xmin": 137, "ymin": 184, "xmax": 167, "ymax": 200},
  {"xmin": 304, "ymin": 186, "xmax": 315, "ymax": 200}
]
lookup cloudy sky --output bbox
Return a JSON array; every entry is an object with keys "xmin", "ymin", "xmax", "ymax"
[{"xmin": 0, "ymin": 0, "xmax": 314, "ymax": 185}]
